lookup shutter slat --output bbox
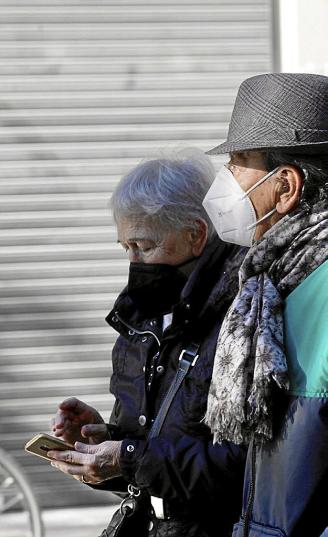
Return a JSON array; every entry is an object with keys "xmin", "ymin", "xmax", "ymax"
[
  {"xmin": 0, "ymin": 57, "xmax": 270, "ymax": 75},
  {"xmin": 0, "ymin": 22, "xmax": 268, "ymax": 41},
  {"xmin": 0, "ymin": 8, "xmax": 271, "ymax": 25}
]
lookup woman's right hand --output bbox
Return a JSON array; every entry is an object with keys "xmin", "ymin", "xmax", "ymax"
[{"xmin": 51, "ymin": 397, "xmax": 109, "ymax": 446}]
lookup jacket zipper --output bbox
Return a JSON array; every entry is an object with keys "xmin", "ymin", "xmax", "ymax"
[
  {"xmin": 243, "ymin": 440, "xmax": 256, "ymax": 537},
  {"xmin": 114, "ymin": 311, "xmax": 161, "ymax": 404},
  {"xmin": 114, "ymin": 311, "xmax": 161, "ymax": 347}
]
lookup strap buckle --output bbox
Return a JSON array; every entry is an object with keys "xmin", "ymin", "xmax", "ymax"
[
  {"xmin": 178, "ymin": 347, "xmax": 199, "ymax": 367},
  {"xmin": 119, "ymin": 484, "xmax": 141, "ymax": 517}
]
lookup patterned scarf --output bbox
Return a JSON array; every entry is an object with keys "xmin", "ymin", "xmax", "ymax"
[{"xmin": 205, "ymin": 201, "xmax": 328, "ymax": 445}]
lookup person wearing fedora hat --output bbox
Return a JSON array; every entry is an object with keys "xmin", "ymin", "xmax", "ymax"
[{"xmin": 203, "ymin": 73, "xmax": 328, "ymax": 537}]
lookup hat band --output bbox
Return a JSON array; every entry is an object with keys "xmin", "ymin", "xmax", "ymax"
[
  {"xmin": 226, "ymin": 126, "xmax": 328, "ymax": 145},
  {"xmin": 292, "ymin": 128, "xmax": 328, "ymax": 143},
  {"xmin": 208, "ymin": 127, "xmax": 328, "ymax": 156}
]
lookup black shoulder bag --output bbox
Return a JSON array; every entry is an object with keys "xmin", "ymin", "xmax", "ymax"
[{"xmin": 98, "ymin": 342, "xmax": 200, "ymax": 537}]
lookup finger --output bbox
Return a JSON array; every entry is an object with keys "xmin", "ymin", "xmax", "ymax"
[
  {"xmin": 59, "ymin": 397, "xmax": 87, "ymax": 413},
  {"xmin": 52, "ymin": 419, "xmax": 65, "ymax": 432},
  {"xmin": 52, "ymin": 408, "xmax": 69, "ymax": 431},
  {"xmin": 53, "ymin": 428, "xmax": 65, "ymax": 437},
  {"xmin": 81, "ymin": 424, "xmax": 108, "ymax": 438},
  {"xmin": 52, "ymin": 421, "xmax": 70, "ymax": 437},
  {"xmin": 74, "ymin": 441, "xmax": 100, "ymax": 454},
  {"xmin": 51, "ymin": 461, "xmax": 100, "ymax": 484},
  {"xmin": 48, "ymin": 449, "xmax": 93, "ymax": 466},
  {"xmin": 51, "ymin": 460, "xmax": 84, "ymax": 477}
]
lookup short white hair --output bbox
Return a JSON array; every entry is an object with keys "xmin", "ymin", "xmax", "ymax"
[{"xmin": 110, "ymin": 148, "xmax": 216, "ymax": 241}]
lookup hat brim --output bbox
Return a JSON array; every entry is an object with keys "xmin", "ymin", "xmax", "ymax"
[{"xmin": 206, "ymin": 139, "xmax": 328, "ymax": 156}]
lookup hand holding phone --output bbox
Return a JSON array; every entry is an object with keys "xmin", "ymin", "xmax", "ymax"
[{"xmin": 25, "ymin": 433, "xmax": 74, "ymax": 462}]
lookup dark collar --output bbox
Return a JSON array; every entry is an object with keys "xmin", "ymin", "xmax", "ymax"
[{"xmin": 107, "ymin": 238, "xmax": 245, "ymax": 338}]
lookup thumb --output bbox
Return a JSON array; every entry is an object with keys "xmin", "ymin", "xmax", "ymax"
[
  {"xmin": 81, "ymin": 424, "xmax": 108, "ymax": 438},
  {"xmin": 74, "ymin": 441, "xmax": 98, "ymax": 454}
]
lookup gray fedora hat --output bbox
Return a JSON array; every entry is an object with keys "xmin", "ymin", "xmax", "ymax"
[{"xmin": 208, "ymin": 72, "xmax": 328, "ymax": 155}]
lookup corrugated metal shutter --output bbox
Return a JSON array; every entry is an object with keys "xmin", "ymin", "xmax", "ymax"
[{"xmin": 0, "ymin": 0, "xmax": 275, "ymax": 508}]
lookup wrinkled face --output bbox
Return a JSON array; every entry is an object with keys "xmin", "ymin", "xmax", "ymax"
[
  {"xmin": 116, "ymin": 219, "xmax": 196, "ymax": 264},
  {"xmin": 228, "ymin": 151, "xmax": 280, "ymax": 241}
]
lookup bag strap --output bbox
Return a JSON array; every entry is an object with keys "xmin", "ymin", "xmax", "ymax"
[
  {"xmin": 148, "ymin": 342, "xmax": 200, "ymax": 439},
  {"xmin": 117, "ymin": 343, "xmax": 200, "ymax": 518}
]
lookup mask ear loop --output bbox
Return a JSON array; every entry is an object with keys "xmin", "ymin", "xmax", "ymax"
[
  {"xmin": 246, "ymin": 165, "xmax": 309, "ymax": 230},
  {"xmin": 240, "ymin": 166, "xmax": 281, "ymax": 199},
  {"xmin": 240, "ymin": 167, "xmax": 280, "ymax": 232},
  {"xmin": 246, "ymin": 207, "xmax": 277, "ymax": 230}
]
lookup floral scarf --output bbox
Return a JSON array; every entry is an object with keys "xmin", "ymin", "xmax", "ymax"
[{"xmin": 205, "ymin": 202, "xmax": 328, "ymax": 445}]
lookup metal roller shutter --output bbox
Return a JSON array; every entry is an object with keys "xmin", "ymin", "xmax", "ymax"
[{"xmin": 0, "ymin": 0, "xmax": 275, "ymax": 508}]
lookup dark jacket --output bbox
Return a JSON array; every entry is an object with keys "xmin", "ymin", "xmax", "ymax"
[
  {"xmin": 102, "ymin": 238, "xmax": 247, "ymax": 537},
  {"xmin": 232, "ymin": 260, "xmax": 328, "ymax": 537}
]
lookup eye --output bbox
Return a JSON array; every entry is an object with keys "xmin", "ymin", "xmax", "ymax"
[{"xmin": 136, "ymin": 241, "xmax": 156, "ymax": 253}]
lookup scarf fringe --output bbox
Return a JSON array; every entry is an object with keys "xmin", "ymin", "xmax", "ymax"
[{"xmin": 206, "ymin": 374, "xmax": 289, "ymax": 445}]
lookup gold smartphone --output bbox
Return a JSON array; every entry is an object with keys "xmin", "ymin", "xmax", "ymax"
[{"xmin": 25, "ymin": 433, "xmax": 73, "ymax": 462}]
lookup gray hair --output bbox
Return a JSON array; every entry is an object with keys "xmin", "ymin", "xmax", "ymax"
[{"xmin": 110, "ymin": 148, "xmax": 216, "ymax": 241}]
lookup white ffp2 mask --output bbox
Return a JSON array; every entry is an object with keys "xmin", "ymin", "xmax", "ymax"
[{"xmin": 203, "ymin": 165, "xmax": 279, "ymax": 247}]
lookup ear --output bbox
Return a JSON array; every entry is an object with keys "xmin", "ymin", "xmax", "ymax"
[
  {"xmin": 188, "ymin": 218, "xmax": 208, "ymax": 257},
  {"xmin": 275, "ymin": 166, "xmax": 303, "ymax": 215}
]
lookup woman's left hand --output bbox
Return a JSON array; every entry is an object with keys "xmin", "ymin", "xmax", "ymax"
[{"xmin": 48, "ymin": 440, "xmax": 122, "ymax": 484}]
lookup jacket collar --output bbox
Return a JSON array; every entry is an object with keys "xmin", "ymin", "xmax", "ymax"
[{"xmin": 106, "ymin": 238, "xmax": 245, "ymax": 339}]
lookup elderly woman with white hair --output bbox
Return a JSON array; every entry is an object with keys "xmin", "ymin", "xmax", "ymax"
[{"xmin": 49, "ymin": 149, "xmax": 247, "ymax": 537}]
